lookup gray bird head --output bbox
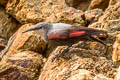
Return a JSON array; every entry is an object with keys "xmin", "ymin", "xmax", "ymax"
[
  {"xmin": 22, "ymin": 22, "xmax": 52, "ymax": 41},
  {"xmin": 22, "ymin": 22, "xmax": 52, "ymax": 33}
]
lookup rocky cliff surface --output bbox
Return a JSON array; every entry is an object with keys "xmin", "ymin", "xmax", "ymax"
[{"xmin": 0, "ymin": 0, "xmax": 120, "ymax": 80}]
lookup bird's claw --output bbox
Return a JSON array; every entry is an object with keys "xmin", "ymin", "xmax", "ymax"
[
  {"xmin": 52, "ymin": 52, "xmax": 66, "ymax": 62},
  {"xmin": 51, "ymin": 47, "xmax": 70, "ymax": 62}
]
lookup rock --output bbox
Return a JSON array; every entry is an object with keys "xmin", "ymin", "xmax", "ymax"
[
  {"xmin": 88, "ymin": 0, "xmax": 110, "ymax": 10},
  {"xmin": 0, "ymin": 7, "xmax": 18, "ymax": 40},
  {"xmin": 88, "ymin": 3, "xmax": 120, "ymax": 57},
  {"xmin": 115, "ymin": 66, "xmax": 120, "ymax": 80},
  {"xmin": 109, "ymin": 0, "xmax": 120, "ymax": 5},
  {"xmin": 88, "ymin": 20, "xmax": 120, "ymax": 59},
  {"xmin": 41, "ymin": 0, "xmax": 85, "ymax": 26},
  {"xmin": 88, "ymin": 19, "xmax": 120, "ymax": 44},
  {"xmin": 6, "ymin": 0, "xmax": 42, "ymax": 24},
  {"xmin": 0, "ymin": 51, "xmax": 44, "ymax": 80},
  {"xmin": 104, "ymin": 19, "xmax": 120, "ymax": 32},
  {"xmin": 94, "ymin": 74, "xmax": 113, "ymax": 80},
  {"xmin": 112, "ymin": 34, "xmax": 120, "ymax": 64},
  {"xmin": 84, "ymin": 9, "xmax": 103, "ymax": 25},
  {"xmin": 0, "ymin": 24, "xmax": 46, "ymax": 60},
  {"xmin": 89, "ymin": 2, "xmax": 120, "ymax": 30},
  {"xmin": 99, "ymin": 2, "xmax": 120, "ymax": 22},
  {"xmin": 0, "ymin": 0, "xmax": 8, "ymax": 6},
  {"xmin": 0, "ymin": 24, "xmax": 46, "ymax": 80},
  {"xmin": 88, "ymin": 22, "xmax": 105, "ymax": 29},
  {"xmin": 89, "ymin": 19, "xmax": 120, "ymax": 32},
  {"xmin": 0, "ymin": 38, "xmax": 7, "ymax": 52},
  {"xmin": 6, "ymin": 0, "xmax": 86, "ymax": 26},
  {"xmin": 39, "ymin": 41, "xmax": 116, "ymax": 80},
  {"xmin": 89, "ymin": 19, "xmax": 120, "ymax": 31},
  {"xmin": 67, "ymin": 69, "xmax": 94, "ymax": 80},
  {"xmin": 2, "ymin": 0, "xmax": 120, "ymax": 79},
  {"xmin": 65, "ymin": 0, "xmax": 91, "ymax": 10}
]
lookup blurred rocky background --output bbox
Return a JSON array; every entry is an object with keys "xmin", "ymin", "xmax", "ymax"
[{"xmin": 0, "ymin": 0, "xmax": 120, "ymax": 80}]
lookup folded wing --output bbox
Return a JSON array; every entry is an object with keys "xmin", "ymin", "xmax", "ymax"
[{"xmin": 47, "ymin": 25, "xmax": 107, "ymax": 40}]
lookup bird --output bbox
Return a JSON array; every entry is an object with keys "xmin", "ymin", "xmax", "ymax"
[{"xmin": 22, "ymin": 22, "xmax": 107, "ymax": 61}]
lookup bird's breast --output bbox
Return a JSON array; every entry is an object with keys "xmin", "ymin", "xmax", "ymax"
[{"xmin": 47, "ymin": 34, "xmax": 67, "ymax": 40}]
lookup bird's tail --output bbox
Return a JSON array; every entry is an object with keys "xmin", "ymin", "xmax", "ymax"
[
  {"xmin": 87, "ymin": 29, "xmax": 107, "ymax": 36},
  {"xmin": 77, "ymin": 27, "xmax": 108, "ymax": 36}
]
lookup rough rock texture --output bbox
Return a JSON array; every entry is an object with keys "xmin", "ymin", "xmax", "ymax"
[
  {"xmin": 40, "ymin": 0, "xmax": 85, "ymax": 26},
  {"xmin": 39, "ymin": 41, "xmax": 116, "ymax": 80},
  {"xmin": 0, "ymin": 0, "xmax": 8, "ymax": 6},
  {"xmin": 88, "ymin": 0, "xmax": 110, "ymax": 10},
  {"xmin": 84, "ymin": 9, "xmax": 103, "ymax": 25},
  {"xmin": 115, "ymin": 67, "xmax": 120, "ymax": 80},
  {"xmin": 6, "ymin": 0, "xmax": 86, "ymax": 26},
  {"xmin": 65, "ymin": 0, "xmax": 91, "ymax": 10},
  {"xmin": 88, "ymin": 2, "xmax": 120, "ymax": 44},
  {"xmin": 109, "ymin": 0, "xmax": 120, "ymax": 5},
  {"xmin": 88, "ymin": 2, "xmax": 120, "ymax": 45},
  {"xmin": 67, "ymin": 69, "xmax": 94, "ymax": 80},
  {"xmin": 0, "ymin": 38, "xmax": 7, "ymax": 52},
  {"xmin": 88, "ymin": 21, "xmax": 120, "ymax": 62},
  {"xmin": 99, "ymin": 2, "xmax": 120, "ymax": 22},
  {"xmin": 94, "ymin": 74, "xmax": 113, "ymax": 80},
  {"xmin": 0, "ymin": 51, "xmax": 44, "ymax": 80},
  {"xmin": 112, "ymin": 34, "xmax": 120, "ymax": 64},
  {"xmin": 88, "ymin": 20, "xmax": 120, "ymax": 62},
  {"xmin": 0, "ymin": 7, "xmax": 18, "ymax": 40},
  {"xmin": 89, "ymin": 19, "xmax": 120, "ymax": 32},
  {"xmin": 88, "ymin": 20, "xmax": 120, "ymax": 45},
  {"xmin": 0, "ymin": 24, "xmax": 46, "ymax": 80},
  {"xmin": 1, "ymin": 0, "xmax": 120, "ymax": 80},
  {"xmin": 6, "ymin": 0, "xmax": 42, "ymax": 24},
  {"xmin": 0, "ymin": 24, "xmax": 46, "ymax": 60}
]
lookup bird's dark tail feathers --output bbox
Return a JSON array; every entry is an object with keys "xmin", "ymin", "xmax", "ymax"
[{"xmin": 86, "ymin": 29, "xmax": 107, "ymax": 36}]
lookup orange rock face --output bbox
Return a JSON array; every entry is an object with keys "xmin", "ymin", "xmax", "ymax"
[
  {"xmin": 0, "ymin": 38, "xmax": 7, "ymax": 52},
  {"xmin": 0, "ymin": 51, "xmax": 44, "ymax": 80},
  {"xmin": 1, "ymin": 24, "xmax": 46, "ymax": 60},
  {"xmin": 99, "ymin": 2, "xmax": 120, "ymax": 22},
  {"xmin": 109, "ymin": 0, "xmax": 120, "ymax": 5},
  {"xmin": 0, "ymin": 7, "xmax": 18, "ymax": 40},
  {"xmin": 39, "ymin": 41, "xmax": 116, "ymax": 80},
  {"xmin": 6, "ymin": 0, "xmax": 42, "ymax": 24},
  {"xmin": 1, "ymin": 0, "xmax": 120, "ymax": 80},
  {"xmin": 6, "ymin": 0, "xmax": 86, "ymax": 26},
  {"xmin": 84, "ymin": 9, "xmax": 103, "ymax": 24},
  {"xmin": 112, "ymin": 34, "xmax": 120, "ymax": 64},
  {"xmin": 65, "ymin": 0, "xmax": 91, "ymax": 10},
  {"xmin": 0, "ymin": 23, "xmax": 46, "ymax": 80},
  {"xmin": 88, "ymin": 0, "xmax": 110, "ymax": 10}
]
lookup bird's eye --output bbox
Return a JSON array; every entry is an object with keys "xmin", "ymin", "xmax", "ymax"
[{"xmin": 39, "ymin": 27, "xmax": 42, "ymax": 29}]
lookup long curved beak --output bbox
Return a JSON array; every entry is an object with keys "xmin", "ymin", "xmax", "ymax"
[{"xmin": 22, "ymin": 25, "xmax": 40, "ymax": 33}]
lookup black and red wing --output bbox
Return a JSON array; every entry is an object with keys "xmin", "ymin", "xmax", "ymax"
[
  {"xmin": 47, "ymin": 26, "xmax": 107, "ymax": 40},
  {"xmin": 71, "ymin": 26, "xmax": 107, "ymax": 36}
]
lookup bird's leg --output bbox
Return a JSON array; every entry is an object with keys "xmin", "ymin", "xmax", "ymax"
[
  {"xmin": 89, "ymin": 36, "xmax": 108, "ymax": 54},
  {"xmin": 52, "ymin": 36, "xmax": 107, "ymax": 62},
  {"xmin": 52, "ymin": 44, "xmax": 72, "ymax": 62},
  {"xmin": 89, "ymin": 36, "xmax": 106, "ymax": 46}
]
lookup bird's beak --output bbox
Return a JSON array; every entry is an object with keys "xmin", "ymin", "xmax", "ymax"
[{"xmin": 22, "ymin": 25, "xmax": 40, "ymax": 33}]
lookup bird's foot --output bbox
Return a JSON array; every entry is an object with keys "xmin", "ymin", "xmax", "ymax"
[
  {"xmin": 52, "ymin": 53, "xmax": 65, "ymax": 62},
  {"xmin": 89, "ymin": 36, "xmax": 106, "ymax": 46},
  {"xmin": 52, "ymin": 47, "xmax": 70, "ymax": 62}
]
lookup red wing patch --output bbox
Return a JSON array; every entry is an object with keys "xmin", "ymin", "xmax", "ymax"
[
  {"xmin": 69, "ymin": 31, "xmax": 86, "ymax": 37},
  {"xmin": 47, "ymin": 35, "xmax": 67, "ymax": 40}
]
